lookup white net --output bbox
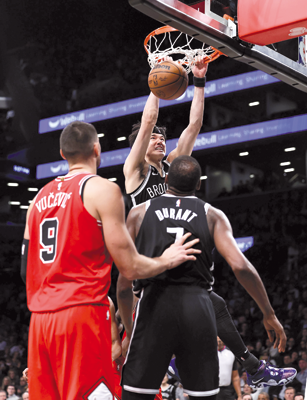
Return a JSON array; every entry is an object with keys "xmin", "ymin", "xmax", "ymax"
[{"xmin": 146, "ymin": 30, "xmax": 218, "ymax": 74}]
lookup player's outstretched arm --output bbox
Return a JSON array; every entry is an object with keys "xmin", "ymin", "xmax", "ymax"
[
  {"xmin": 124, "ymin": 92, "xmax": 159, "ymax": 193},
  {"xmin": 207, "ymin": 206, "xmax": 287, "ymax": 352},
  {"xmin": 86, "ymin": 177, "xmax": 200, "ymax": 281},
  {"xmin": 167, "ymin": 58, "xmax": 208, "ymax": 163}
]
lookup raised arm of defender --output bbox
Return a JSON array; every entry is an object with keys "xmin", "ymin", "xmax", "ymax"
[{"xmin": 207, "ymin": 205, "xmax": 287, "ymax": 352}]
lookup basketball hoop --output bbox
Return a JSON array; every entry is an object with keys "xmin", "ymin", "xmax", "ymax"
[{"xmin": 144, "ymin": 26, "xmax": 225, "ymax": 74}]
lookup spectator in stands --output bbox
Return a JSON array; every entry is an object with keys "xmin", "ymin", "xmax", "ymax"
[
  {"xmin": 160, "ymin": 373, "xmax": 176, "ymax": 400},
  {"xmin": 9, "ymin": 345, "xmax": 24, "ymax": 359},
  {"xmin": 0, "ymin": 377, "xmax": 10, "ymax": 392},
  {"xmin": 294, "ymin": 394, "xmax": 304, "ymax": 400},
  {"xmin": 0, "ymin": 390, "xmax": 6, "ymax": 399},
  {"xmin": 6, "ymin": 372, "xmax": 17, "ymax": 388},
  {"xmin": 297, "ymin": 340, "xmax": 306, "ymax": 356},
  {"xmin": 240, "ymin": 371, "xmax": 248, "ymax": 392},
  {"xmin": 242, "ymin": 384, "xmax": 253, "ymax": 396},
  {"xmin": 15, "ymin": 377, "xmax": 26, "ymax": 398},
  {"xmin": 296, "ymin": 359, "xmax": 307, "ymax": 393},
  {"xmin": 0, "ymin": 336, "xmax": 6, "ymax": 354},
  {"xmin": 256, "ymin": 393, "xmax": 269, "ymax": 400},
  {"xmin": 21, "ymin": 393, "xmax": 28, "ymax": 400},
  {"xmin": 291, "ymin": 352, "xmax": 299, "ymax": 367},
  {"xmin": 242, "ymin": 396, "xmax": 252, "ymax": 400},
  {"xmin": 284, "ymin": 387, "xmax": 296, "ymax": 400},
  {"xmin": 6, "ymin": 385, "xmax": 19, "ymax": 400},
  {"xmin": 283, "ymin": 355, "xmax": 297, "ymax": 370},
  {"xmin": 285, "ymin": 338, "xmax": 298, "ymax": 356}
]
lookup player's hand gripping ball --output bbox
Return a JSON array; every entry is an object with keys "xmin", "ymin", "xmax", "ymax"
[{"xmin": 148, "ymin": 60, "xmax": 188, "ymax": 100}]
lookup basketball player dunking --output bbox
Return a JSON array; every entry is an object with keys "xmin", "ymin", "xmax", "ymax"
[
  {"xmin": 124, "ymin": 56, "xmax": 208, "ymax": 208},
  {"xmin": 119, "ymin": 156, "xmax": 294, "ymax": 400},
  {"xmin": 21, "ymin": 121, "xmax": 201, "ymax": 400},
  {"xmin": 121, "ymin": 62, "xmax": 297, "ymax": 388}
]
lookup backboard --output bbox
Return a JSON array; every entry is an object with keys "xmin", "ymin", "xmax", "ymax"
[{"xmin": 128, "ymin": 0, "xmax": 307, "ymax": 93}]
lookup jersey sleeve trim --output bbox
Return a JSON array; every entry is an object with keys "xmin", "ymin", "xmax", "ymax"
[{"xmin": 128, "ymin": 166, "xmax": 152, "ymax": 207}]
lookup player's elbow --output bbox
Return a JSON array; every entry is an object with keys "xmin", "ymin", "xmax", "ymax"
[
  {"xmin": 189, "ymin": 116, "xmax": 203, "ymax": 131},
  {"xmin": 228, "ymin": 258, "xmax": 249, "ymax": 275},
  {"xmin": 118, "ymin": 267, "xmax": 137, "ymax": 282},
  {"xmin": 117, "ymin": 285, "xmax": 133, "ymax": 300}
]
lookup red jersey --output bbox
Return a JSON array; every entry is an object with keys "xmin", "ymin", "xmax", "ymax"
[{"xmin": 27, "ymin": 173, "xmax": 113, "ymax": 312}]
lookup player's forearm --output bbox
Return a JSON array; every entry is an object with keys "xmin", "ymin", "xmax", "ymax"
[
  {"xmin": 112, "ymin": 339, "xmax": 122, "ymax": 361},
  {"xmin": 117, "ymin": 280, "xmax": 134, "ymax": 338},
  {"xmin": 188, "ymin": 87, "xmax": 204, "ymax": 130},
  {"xmin": 141, "ymin": 92, "xmax": 159, "ymax": 127},
  {"xmin": 232, "ymin": 376, "xmax": 242, "ymax": 398},
  {"xmin": 122, "ymin": 254, "xmax": 169, "ymax": 281},
  {"xmin": 232, "ymin": 261, "xmax": 275, "ymax": 317},
  {"xmin": 174, "ymin": 88, "xmax": 204, "ymax": 158}
]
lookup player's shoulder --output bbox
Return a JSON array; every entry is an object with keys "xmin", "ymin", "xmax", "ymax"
[
  {"xmin": 206, "ymin": 203, "xmax": 226, "ymax": 219},
  {"xmin": 85, "ymin": 175, "xmax": 122, "ymax": 202}
]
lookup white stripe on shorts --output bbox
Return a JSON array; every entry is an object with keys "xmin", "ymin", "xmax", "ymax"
[
  {"xmin": 184, "ymin": 388, "xmax": 220, "ymax": 397},
  {"xmin": 123, "ymin": 385, "xmax": 159, "ymax": 395}
]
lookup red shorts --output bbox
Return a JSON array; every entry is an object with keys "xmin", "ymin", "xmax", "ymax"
[{"xmin": 28, "ymin": 305, "xmax": 114, "ymax": 400}]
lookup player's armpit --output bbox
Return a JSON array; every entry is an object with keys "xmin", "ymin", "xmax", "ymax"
[{"xmin": 126, "ymin": 203, "xmax": 147, "ymax": 241}]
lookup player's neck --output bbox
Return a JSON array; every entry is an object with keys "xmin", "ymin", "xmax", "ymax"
[
  {"xmin": 145, "ymin": 156, "xmax": 163, "ymax": 172},
  {"xmin": 67, "ymin": 162, "xmax": 96, "ymax": 176},
  {"xmin": 166, "ymin": 188, "xmax": 196, "ymax": 197}
]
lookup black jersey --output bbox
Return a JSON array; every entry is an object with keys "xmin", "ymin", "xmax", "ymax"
[
  {"xmin": 127, "ymin": 159, "xmax": 170, "ymax": 207},
  {"xmin": 133, "ymin": 194, "xmax": 215, "ymax": 294}
]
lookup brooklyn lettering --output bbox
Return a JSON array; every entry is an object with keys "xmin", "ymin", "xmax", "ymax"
[
  {"xmin": 155, "ymin": 208, "xmax": 197, "ymax": 222},
  {"xmin": 147, "ymin": 183, "xmax": 166, "ymax": 198},
  {"xmin": 35, "ymin": 192, "xmax": 72, "ymax": 212}
]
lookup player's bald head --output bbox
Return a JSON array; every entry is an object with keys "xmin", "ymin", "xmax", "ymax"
[
  {"xmin": 167, "ymin": 155, "xmax": 201, "ymax": 193},
  {"xmin": 60, "ymin": 121, "xmax": 98, "ymax": 162}
]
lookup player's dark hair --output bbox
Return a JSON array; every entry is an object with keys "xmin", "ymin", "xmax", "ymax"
[
  {"xmin": 128, "ymin": 121, "xmax": 167, "ymax": 148},
  {"xmin": 60, "ymin": 121, "xmax": 98, "ymax": 161},
  {"xmin": 168, "ymin": 155, "xmax": 201, "ymax": 193}
]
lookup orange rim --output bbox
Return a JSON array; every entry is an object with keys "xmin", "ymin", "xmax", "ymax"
[{"xmin": 144, "ymin": 25, "xmax": 225, "ymax": 64}]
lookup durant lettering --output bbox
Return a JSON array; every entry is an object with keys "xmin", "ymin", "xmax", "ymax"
[{"xmin": 155, "ymin": 207, "xmax": 197, "ymax": 222}]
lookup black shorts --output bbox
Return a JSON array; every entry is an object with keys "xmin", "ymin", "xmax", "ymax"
[{"xmin": 121, "ymin": 284, "xmax": 219, "ymax": 397}]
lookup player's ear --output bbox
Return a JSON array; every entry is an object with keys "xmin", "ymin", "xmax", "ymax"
[
  {"xmin": 93, "ymin": 141, "xmax": 100, "ymax": 157},
  {"xmin": 60, "ymin": 149, "xmax": 66, "ymax": 160},
  {"xmin": 196, "ymin": 179, "xmax": 201, "ymax": 191}
]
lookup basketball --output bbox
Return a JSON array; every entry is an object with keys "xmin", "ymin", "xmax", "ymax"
[{"xmin": 148, "ymin": 60, "xmax": 188, "ymax": 100}]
